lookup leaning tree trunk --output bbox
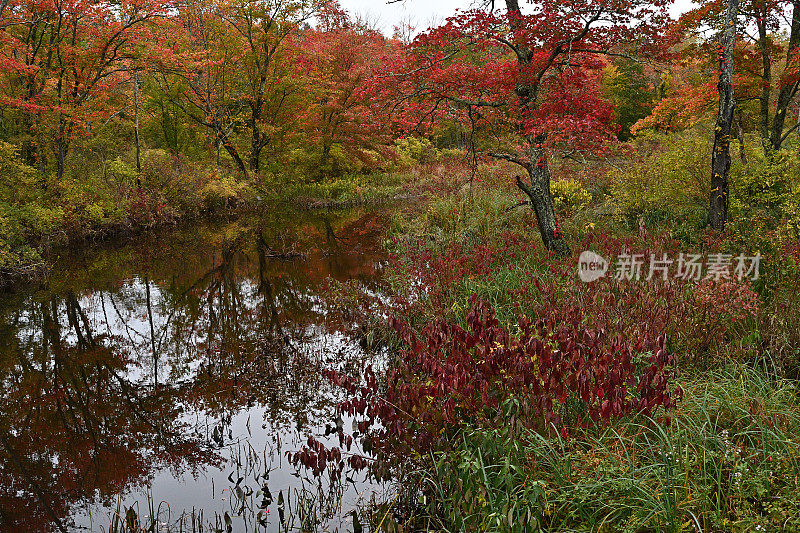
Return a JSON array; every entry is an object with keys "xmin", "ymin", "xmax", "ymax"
[
  {"xmin": 215, "ymin": 129, "xmax": 248, "ymax": 178},
  {"xmin": 514, "ymin": 141, "xmax": 570, "ymax": 255},
  {"xmin": 503, "ymin": 0, "xmax": 570, "ymax": 256},
  {"xmin": 710, "ymin": 0, "xmax": 738, "ymax": 231}
]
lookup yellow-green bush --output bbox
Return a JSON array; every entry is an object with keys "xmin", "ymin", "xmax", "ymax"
[
  {"xmin": 57, "ymin": 176, "xmax": 128, "ymax": 227},
  {"xmin": 0, "ymin": 142, "xmax": 64, "ymax": 236},
  {"xmin": 200, "ymin": 174, "xmax": 253, "ymax": 210},
  {"xmin": 730, "ymin": 151, "xmax": 797, "ymax": 214},
  {"xmin": 778, "ymin": 183, "xmax": 800, "ymax": 240},
  {"xmin": 287, "ymin": 145, "xmax": 372, "ymax": 178},
  {"xmin": 551, "ymin": 178, "xmax": 591, "ymax": 212},
  {"xmin": 15, "ymin": 204, "xmax": 64, "ymax": 235},
  {"xmin": 394, "ymin": 137, "xmax": 439, "ymax": 167},
  {"xmin": 0, "ymin": 141, "xmax": 41, "ymax": 204},
  {"xmin": 724, "ymin": 150, "xmax": 800, "ymax": 249},
  {"xmin": 107, "ymin": 157, "xmax": 139, "ymax": 184},
  {"xmin": 610, "ymin": 128, "xmax": 714, "ymax": 229},
  {"xmin": 0, "ymin": 210, "xmax": 43, "ymax": 274}
]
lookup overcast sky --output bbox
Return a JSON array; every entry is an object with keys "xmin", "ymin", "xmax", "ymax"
[{"xmin": 338, "ymin": 0, "xmax": 699, "ymax": 36}]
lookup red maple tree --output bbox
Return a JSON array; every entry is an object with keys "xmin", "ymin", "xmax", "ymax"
[{"xmin": 381, "ymin": 0, "xmax": 674, "ymax": 254}]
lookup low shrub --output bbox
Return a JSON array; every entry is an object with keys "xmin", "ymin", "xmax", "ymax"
[
  {"xmin": 551, "ymin": 178, "xmax": 592, "ymax": 213},
  {"xmin": 290, "ymin": 298, "xmax": 681, "ymax": 483},
  {"xmin": 609, "ymin": 128, "xmax": 713, "ymax": 231},
  {"xmin": 394, "ymin": 136, "xmax": 439, "ymax": 167},
  {"xmin": 0, "ymin": 211, "xmax": 44, "ymax": 277},
  {"xmin": 199, "ymin": 173, "xmax": 254, "ymax": 210}
]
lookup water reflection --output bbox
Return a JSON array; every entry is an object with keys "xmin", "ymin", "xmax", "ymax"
[{"xmin": 0, "ymin": 208, "xmax": 390, "ymax": 532}]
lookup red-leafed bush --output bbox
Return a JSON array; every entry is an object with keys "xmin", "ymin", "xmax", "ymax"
[
  {"xmin": 688, "ymin": 278, "xmax": 760, "ymax": 355},
  {"xmin": 289, "ymin": 297, "xmax": 682, "ymax": 479}
]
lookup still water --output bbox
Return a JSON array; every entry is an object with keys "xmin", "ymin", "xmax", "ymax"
[{"xmin": 0, "ymin": 207, "xmax": 392, "ymax": 532}]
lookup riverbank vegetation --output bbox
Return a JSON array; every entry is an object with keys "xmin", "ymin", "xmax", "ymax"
[
  {"xmin": 4, "ymin": 0, "xmax": 800, "ymax": 530},
  {"xmin": 330, "ymin": 159, "xmax": 800, "ymax": 531}
]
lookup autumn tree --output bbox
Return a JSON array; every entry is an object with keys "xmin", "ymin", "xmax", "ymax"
[
  {"xmin": 149, "ymin": 2, "xmax": 251, "ymax": 175},
  {"xmin": 602, "ymin": 58, "xmax": 656, "ymax": 141},
  {"xmin": 383, "ymin": 0, "xmax": 673, "ymax": 254},
  {"xmin": 149, "ymin": 0, "xmax": 319, "ymax": 176},
  {"xmin": 0, "ymin": 0, "xmax": 168, "ymax": 181},
  {"xmin": 296, "ymin": 3, "xmax": 394, "ymax": 177},
  {"xmin": 674, "ymin": 0, "xmax": 800, "ymax": 152},
  {"xmin": 217, "ymin": 0, "xmax": 318, "ymax": 172}
]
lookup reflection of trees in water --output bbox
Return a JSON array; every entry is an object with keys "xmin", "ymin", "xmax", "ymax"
[
  {"xmin": 0, "ymin": 296, "xmax": 211, "ymax": 532},
  {"xmin": 0, "ymin": 209, "xmax": 389, "ymax": 532}
]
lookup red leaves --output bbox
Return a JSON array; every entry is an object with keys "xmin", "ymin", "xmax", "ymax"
[
  {"xmin": 378, "ymin": 0, "xmax": 674, "ymax": 154},
  {"xmin": 291, "ymin": 296, "xmax": 682, "ymax": 480}
]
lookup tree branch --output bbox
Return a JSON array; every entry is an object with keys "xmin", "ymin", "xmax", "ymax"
[{"xmin": 489, "ymin": 151, "xmax": 531, "ymax": 170}]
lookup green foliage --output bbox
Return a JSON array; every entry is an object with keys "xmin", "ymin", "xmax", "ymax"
[
  {"xmin": 602, "ymin": 59, "xmax": 655, "ymax": 141},
  {"xmin": 731, "ymin": 151, "xmax": 796, "ymax": 214},
  {"xmin": 13, "ymin": 203, "xmax": 64, "ymax": 235},
  {"xmin": 0, "ymin": 210, "xmax": 44, "ymax": 275},
  {"xmin": 394, "ymin": 136, "xmax": 439, "ymax": 167},
  {"xmin": 263, "ymin": 172, "xmax": 405, "ymax": 208},
  {"xmin": 418, "ymin": 400, "xmax": 550, "ymax": 532},
  {"xmin": 781, "ymin": 183, "xmax": 800, "ymax": 239},
  {"xmin": 725, "ymin": 150, "xmax": 800, "ymax": 254},
  {"xmin": 287, "ymin": 145, "xmax": 369, "ymax": 178},
  {"xmin": 107, "ymin": 157, "xmax": 139, "ymax": 184},
  {"xmin": 200, "ymin": 174, "xmax": 254, "ymax": 210},
  {"xmin": 0, "ymin": 141, "xmax": 40, "ymax": 204},
  {"xmin": 139, "ymin": 149, "xmax": 191, "ymax": 207},
  {"xmin": 0, "ymin": 142, "xmax": 50, "ymax": 275},
  {"xmin": 551, "ymin": 178, "xmax": 592, "ymax": 212},
  {"xmin": 609, "ymin": 128, "xmax": 714, "ymax": 235},
  {"xmin": 57, "ymin": 175, "xmax": 128, "ymax": 228},
  {"xmin": 413, "ymin": 187, "xmax": 519, "ymax": 243}
]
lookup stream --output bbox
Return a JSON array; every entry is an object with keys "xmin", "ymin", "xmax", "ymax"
[{"xmin": 0, "ymin": 206, "xmax": 393, "ymax": 532}]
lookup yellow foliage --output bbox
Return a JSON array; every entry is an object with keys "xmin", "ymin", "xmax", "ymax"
[{"xmin": 551, "ymin": 179, "xmax": 591, "ymax": 212}]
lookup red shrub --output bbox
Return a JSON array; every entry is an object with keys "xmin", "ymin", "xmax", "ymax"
[{"xmin": 290, "ymin": 297, "xmax": 682, "ymax": 479}]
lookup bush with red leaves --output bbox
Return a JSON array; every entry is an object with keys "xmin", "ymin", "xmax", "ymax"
[{"xmin": 289, "ymin": 297, "xmax": 682, "ymax": 480}]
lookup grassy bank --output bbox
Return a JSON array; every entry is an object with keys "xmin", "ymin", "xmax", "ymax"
[
  {"xmin": 411, "ymin": 364, "xmax": 800, "ymax": 532},
  {"xmin": 304, "ymin": 130, "xmax": 800, "ymax": 532}
]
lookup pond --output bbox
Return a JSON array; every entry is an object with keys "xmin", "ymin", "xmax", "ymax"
[{"xmin": 0, "ymin": 206, "xmax": 393, "ymax": 532}]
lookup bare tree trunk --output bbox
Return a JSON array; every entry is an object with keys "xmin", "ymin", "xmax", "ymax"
[
  {"xmin": 249, "ymin": 98, "xmax": 264, "ymax": 172},
  {"xmin": 710, "ymin": 0, "xmax": 738, "ymax": 231},
  {"xmin": 770, "ymin": 0, "xmax": 800, "ymax": 150},
  {"xmin": 134, "ymin": 72, "xmax": 142, "ymax": 187},
  {"xmin": 757, "ymin": 15, "xmax": 772, "ymax": 153}
]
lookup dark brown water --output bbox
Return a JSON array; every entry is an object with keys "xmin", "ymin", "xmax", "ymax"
[{"xmin": 0, "ymin": 207, "xmax": 392, "ymax": 532}]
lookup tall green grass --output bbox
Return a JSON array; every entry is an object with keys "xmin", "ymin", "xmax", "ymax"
[{"xmin": 410, "ymin": 364, "xmax": 800, "ymax": 532}]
